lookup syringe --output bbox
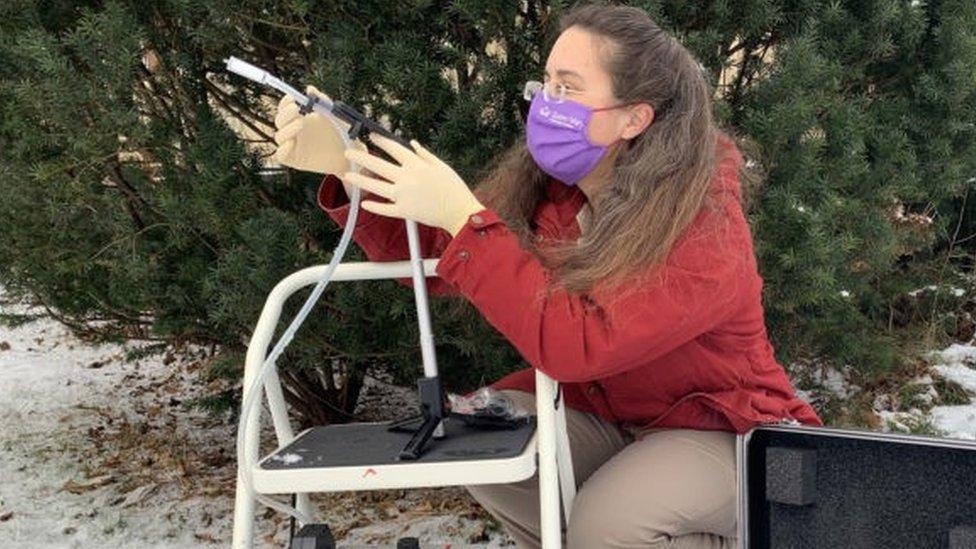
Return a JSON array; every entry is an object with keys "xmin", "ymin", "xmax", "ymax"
[{"xmin": 224, "ymin": 56, "xmax": 414, "ymax": 154}]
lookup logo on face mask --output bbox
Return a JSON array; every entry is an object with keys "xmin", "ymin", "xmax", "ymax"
[{"xmin": 538, "ymin": 105, "xmax": 583, "ymax": 130}]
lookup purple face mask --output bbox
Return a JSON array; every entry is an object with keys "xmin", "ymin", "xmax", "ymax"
[{"xmin": 526, "ymin": 91, "xmax": 625, "ymax": 186}]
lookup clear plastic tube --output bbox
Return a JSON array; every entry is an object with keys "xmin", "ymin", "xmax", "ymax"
[{"xmin": 225, "ymin": 57, "xmax": 363, "ymax": 525}]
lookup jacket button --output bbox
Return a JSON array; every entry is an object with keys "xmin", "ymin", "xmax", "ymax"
[
  {"xmin": 587, "ymin": 385, "xmax": 598, "ymax": 395},
  {"xmin": 476, "ymin": 229, "xmax": 487, "ymax": 237},
  {"xmin": 535, "ymin": 233, "xmax": 545, "ymax": 242},
  {"xmin": 470, "ymin": 214, "xmax": 483, "ymax": 225},
  {"xmin": 458, "ymin": 250, "xmax": 470, "ymax": 261}
]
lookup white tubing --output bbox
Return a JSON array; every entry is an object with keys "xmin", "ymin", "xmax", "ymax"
[{"xmin": 234, "ymin": 96, "xmax": 360, "ymax": 525}]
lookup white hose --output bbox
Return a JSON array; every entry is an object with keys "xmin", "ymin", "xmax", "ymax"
[{"xmin": 225, "ymin": 57, "xmax": 363, "ymax": 525}]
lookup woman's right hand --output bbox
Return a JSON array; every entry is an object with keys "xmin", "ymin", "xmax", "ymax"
[{"xmin": 272, "ymin": 85, "xmax": 367, "ymax": 198}]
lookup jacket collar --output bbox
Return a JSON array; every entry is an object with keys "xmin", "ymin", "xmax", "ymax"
[
  {"xmin": 546, "ymin": 177, "xmax": 588, "ymax": 207},
  {"xmin": 540, "ymin": 178, "xmax": 589, "ymax": 239}
]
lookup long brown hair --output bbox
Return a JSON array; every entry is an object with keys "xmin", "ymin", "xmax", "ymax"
[{"xmin": 472, "ymin": 3, "xmax": 729, "ymax": 305}]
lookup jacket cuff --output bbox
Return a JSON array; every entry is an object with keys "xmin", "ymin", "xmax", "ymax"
[
  {"xmin": 316, "ymin": 174, "xmax": 387, "ymax": 231},
  {"xmin": 434, "ymin": 207, "xmax": 506, "ymax": 294}
]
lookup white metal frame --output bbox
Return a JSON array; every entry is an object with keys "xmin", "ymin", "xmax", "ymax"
[{"xmin": 231, "ymin": 258, "xmax": 576, "ymax": 548}]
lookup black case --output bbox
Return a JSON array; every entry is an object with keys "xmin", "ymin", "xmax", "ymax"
[{"xmin": 738, "ymin": 424, "xmax": 976, "ymax": 548}]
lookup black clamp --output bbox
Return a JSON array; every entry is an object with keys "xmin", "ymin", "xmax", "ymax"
[{"xmin": 298, "ymin": 94, "xmax": 319, "ymax": 115}]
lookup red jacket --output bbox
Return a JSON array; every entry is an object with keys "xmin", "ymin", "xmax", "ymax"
[{"xmin": 316, "ymin": 131, "xmax": 823, "ymax": 434}]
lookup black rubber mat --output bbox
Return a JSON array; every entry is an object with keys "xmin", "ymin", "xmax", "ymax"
[{"xmin": 260, "ymin": 415, "xmax": 537, "ymax": 469}]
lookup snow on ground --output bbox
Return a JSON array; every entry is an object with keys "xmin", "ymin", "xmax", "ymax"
[
  {"xmin": 788, "ymin": 358, "xmax": 863, "ymax": 409},
  {"xmin": 787, "ymin": 346, "xmax": 976, "ymax": 440},
  {"xmin": 7, "ymin": 280, "xmax": 975, "ymax": 548},
  {"xmin": 0, "ymin": 300, "xmax": 231, "ymax": 548},
  {"xmin": 0, "ymin": 292, "xmax": 512, "ymax": 548},
  {"xmin": 870, "ymin": 343, "xmax": 976, "ymax": 440},
  {"xmin": 924, "ymin": 344, "xmax": 976, "ymax": 440}
]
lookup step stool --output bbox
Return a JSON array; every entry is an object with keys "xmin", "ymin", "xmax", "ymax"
[{"xmin": 231, "ymin": 224, "xmax": 578, "ymax": 548}]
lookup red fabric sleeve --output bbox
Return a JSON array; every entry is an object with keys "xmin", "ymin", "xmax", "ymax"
[
  {"xmin": 433, "ymin": 202, "xmax": 748, "ymax": 383},
  {"xmin": 316, "ymin": 174, "xmax": 461, "ymax": 296}
]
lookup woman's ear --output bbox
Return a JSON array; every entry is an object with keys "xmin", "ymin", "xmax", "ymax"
[{"xmin": 621, "ymin": 102, "xmax": 655, "ymax": 139}]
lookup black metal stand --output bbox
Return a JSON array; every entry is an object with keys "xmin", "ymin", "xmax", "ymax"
[
  {"xmin": 387, "ymin": 375, "xmax": 531, "ymax": 461},
  {"xmin": 387, "ymin": 377, "xmax": 446, "ymax": 460}
]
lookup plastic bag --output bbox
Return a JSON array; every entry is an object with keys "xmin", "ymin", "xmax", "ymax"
[{"xmin": 447, "ymin": 387, "xmax": 529, "ymax": 420}]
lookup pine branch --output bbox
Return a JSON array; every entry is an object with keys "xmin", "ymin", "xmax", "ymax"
[
  {"xmin": 239, "ymin": 14, "xmax": 308, "ymax": 32},
  {"xmin": 202, "ymin": 78, "xmax": 274, "ymax": 141},
  {"xmin": 102, "ymin": 163, "xmax": 148, "ymax": 231},
  {"xmin": 136, "ymin": 64, "xmax": 186, "ymax": 134}
]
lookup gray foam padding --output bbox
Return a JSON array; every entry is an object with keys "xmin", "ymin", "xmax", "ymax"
[
  {"xmin": 950, "ymin": 526, "xmax": 976, "ymax": 549},
  {"xmin": 261, "ymin": 415, "xmax": 536, "ymax": 469},
  {"xmin": 746, "ymin": 429, "xmax": 976, "ymax": 548},
  {"xmin": 765, "ymin": 447, "xmax": 817, "ymax": 506}
]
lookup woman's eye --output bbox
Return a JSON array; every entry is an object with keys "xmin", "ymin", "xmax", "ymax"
[{"xmin": 542, "ymin": 79, "xmax": 576, "ymax": 92}]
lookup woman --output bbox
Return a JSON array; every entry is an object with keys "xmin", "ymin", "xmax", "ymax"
[{"xmin": 273, "ymin": 4, "xmax": 823, "ymax": 548}]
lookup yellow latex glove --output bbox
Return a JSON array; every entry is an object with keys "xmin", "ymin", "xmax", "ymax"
[
  {"xmin": 342, "ymin": 134, "xmax": 486, "ymax": 237},
  {"xmin": 272, "ymin": 85, "xmax": 367, "ymax": 174}
]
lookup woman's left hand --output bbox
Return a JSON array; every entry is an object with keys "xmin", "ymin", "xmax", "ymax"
[{"xmin": 342, "ymin": 134, "xmax": 486, "ymax": 237}]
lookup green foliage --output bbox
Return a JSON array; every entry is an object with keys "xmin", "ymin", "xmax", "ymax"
[
  {"xmin": 1, "ymin": 0, "xmax": 975, "ymax": 425},
  {"xmin": 649, "ymin": 0, "xmax": 976, "ymax": 374}
]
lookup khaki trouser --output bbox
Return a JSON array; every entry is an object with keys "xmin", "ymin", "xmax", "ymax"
[{"xmin": 464, "ymin": 390, "xmax": 738, "ymax": 549}]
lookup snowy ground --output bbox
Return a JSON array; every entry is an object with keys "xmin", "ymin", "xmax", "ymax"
[
  {"xmin": 879, "ymin": 343, "xmax": 976, "ymax": 439},
  {"xmin": 789, "ymin": 345, "xmax": 976, "ymax": 440},
  {"xmin": 0, "ymin": 293, "xmax": 511, "ymax": 548},
  {"xmin": 3, "ymin": 288, "xmax": 976, "ymax": 548}
]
